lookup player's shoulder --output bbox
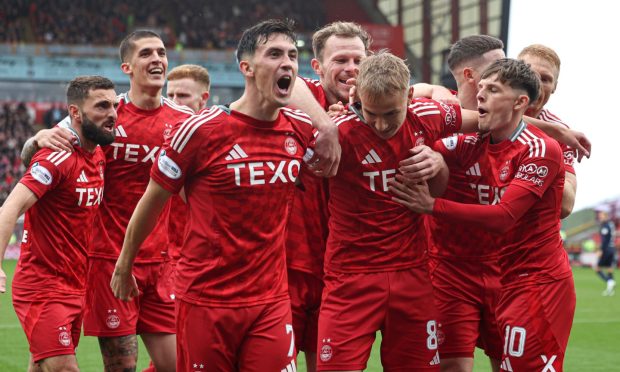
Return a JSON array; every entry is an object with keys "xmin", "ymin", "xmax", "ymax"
[
  {"xmin": 437, "ymin": 133, "xmax": 480, "ymax": 151},
  {"xmin": 281, "ymin": 107, "xmax": 314, "ymax": 128},
  {"xmin": 168, "ymin": 106, "xmax": 227, "ymax": 153},
  {"xmin": 162, "ymin": 97, "xmax": 196, "ymax": 117},
  {"xmin": 332, "ymin": 112, "xmax": 360, "ymax": 133},
  {"xmin": 300, "ymin": 76, "xmax": 322, "ymax": 87},
  {"xmin": 408, "ymin": 98, "xmax": 443, "ymax": 114},
  {"xmin": 538, "ymin": 108, "xmax": 569, "ymax": 128},
  {"xmin": 515, "ymin": 123, "xmax": 562, "ymax": 158}
]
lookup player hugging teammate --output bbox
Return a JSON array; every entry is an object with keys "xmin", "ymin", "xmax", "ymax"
[{"xmin": 1, "ymin": 17, "xmax": 591, "ymax": 372}]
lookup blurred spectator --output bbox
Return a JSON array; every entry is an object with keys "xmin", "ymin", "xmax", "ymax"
[
  {"xmin": 0, "ymin": 102, "xmax": 34, "ymax": 205},
  {"xmin": 43, "ymin": 103, "xmax": 68, "ymax": 129},
  {"xmin": 0, "ymin": 0, "xmax": 325, "ymax": 50}
]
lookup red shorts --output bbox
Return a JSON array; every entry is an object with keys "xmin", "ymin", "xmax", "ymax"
[
  {"xmin": 83, "ymin": 258, "xmax": 175, "ymax": 337},
  {"xmin": 288, "ymin": 268, "xmax": 323, "ymax": 353},
  {"xmin": 12, "ymin": 286, "xmax": 83, "ymax": 363},
  {"xmin": 176, "ymin": 299, "xmax": 296, "ymax": 372},
  {"xmin": 497, "ymin": 276, "xmax": 576, "ymax": 372},
  {"xmin": 428, "ymin": 257, "xmax": 503, "ymax": 360},
  {"xmin": 318, "ymin": 267, "xmax": 440, "ymax": 371}
]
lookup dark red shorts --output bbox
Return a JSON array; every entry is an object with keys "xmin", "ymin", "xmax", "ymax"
[
  {"xmin": 428, "ymin": 257, "xmax": 503, "ymax": 360},
  {"xmin": 318, "ymin": 267, "xmax": 440, "ymax": 371},
  {"xmin": 176, "ymin": 298, "xmax": 296, "ymax": 372},
  {"xmin": 288, "ymin": 268, "xmax": 323, "ymax": 353},
  {"xmin": 497, "ymin": 276, "xmax": 576, "ymax": 372},
  {"xmin": 12, "ymin": 286, "xmax": 83, "ymax": 363},
  {"xmin": 83, "ymin": 258, "xmax": 175, "ymax": 337}
]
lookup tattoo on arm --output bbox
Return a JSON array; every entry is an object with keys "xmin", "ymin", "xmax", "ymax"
[{"xmin": 21, "ymin": 137, "xmax": 39, "ymax": 166}]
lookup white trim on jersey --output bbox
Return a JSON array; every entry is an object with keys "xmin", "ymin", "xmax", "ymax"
[
  {"xmin": 410, "ymin": 101, "xmax": 440, "ymax": 117},
  {"xmin": 282, "ymin": 107, "xmax": 313, "ymax": 126},
  {"xmin": 46, "ymin": 151, "xmax": 71, "ymax": 166},
  {"xmin": 538, "ymin": 109, "xmax": 567, "ymax": 127},
  {"xmin": 517, "ymin": 128, "xmax": 546, "ymax": 158},
  {"xmin": 361, "ymin": 149, "xmax": 382, "ymax": 164},
  {"xmin": 333, "ymin": 114, "xmax": 357, "ymax": 127},
  {"xmin": 302, "ymin": 77, "xmax": 321, "ymax": 87},
  {"xmin": 171, "ymin": 107, "xmax": 223, "ymax": 153},
  {"xmin": 162, "ymin": 97, "xmax": 196, "ymax": 115}
]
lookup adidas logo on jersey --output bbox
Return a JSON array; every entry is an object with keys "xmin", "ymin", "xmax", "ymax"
[
  {"xmin": 361, "ymin": 149, "xmax": 382, "ymax": 164},
  {"xmin": 500, "ymin": 357, "xmax": 513, "ymax": 371},
  {"xmin": 429, "ymin": 351, "xmax": 440, "ymax": 366},
  {"xmin": 225, "ymin": 144, "xmax": 248, "ymax": 161},
  {"xmin": 114, "ymin": 125, "xmax": 127, "ymax": 138},
  {"xmin": 76, "ymin": 170, "xmax": 89, "ymax": 183},
  {"xmin": 465, "ymin": 162, "xmax": 481, "ymax": 176}
]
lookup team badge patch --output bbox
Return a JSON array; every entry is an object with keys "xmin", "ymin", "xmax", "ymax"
[
  {"xmin": 31, "ymin": 162, "xmax": 53, "ymax": 185},
  {"xmin": 58, "ymin": 326, "xmax": 71, "ymax": 347},
  {"xmin": 442, "ymin": 135, "xmax": 458, "ymax": 151},
  {"xmin": 158, "ymin": 150, "xmax": 182, "ymax": 179},
  {"xmin": 320, "ymin": 338, "xmax": 333, "ymax": 362},
  {"xmin": 106, "ymin": 309, "xmax": 120, "ymax": 329},
  {"xmin": 284, "ymin": 137, "xmax": 298, "ymax": 155},
  {"xmin": 499, "ymin": 163, "xmax": 510, "ymax": 182}
]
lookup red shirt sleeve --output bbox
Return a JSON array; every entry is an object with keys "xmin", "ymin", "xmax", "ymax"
[
  {"xmin": 409, "ymin": 98, "xmax": 462, "ymax": 142},
  {"xmin": 19, "ymin": 149, "xmax": 70, "ymax": 198}
]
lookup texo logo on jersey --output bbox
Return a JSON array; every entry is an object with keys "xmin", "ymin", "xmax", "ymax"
[
  {"xmin": 110, "ymin": 143, "xmax": 160, "ymax": 163},
  {"xmin": 75, "ymin": 187, "xmax": 104, "ymax": 207},
  {"xmin": 364, "ymin": 169, "xmax": 396, "ymax": 192},
  {"xmin": 469, "ymin": 183, "xmax": 506, "ymax": 205},
  {"xmin": 227, "ymin": 160, "xmax": 301, "ymax": 186}
]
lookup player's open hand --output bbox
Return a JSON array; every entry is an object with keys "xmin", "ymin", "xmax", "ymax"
[
  {"xmin": 567, "ymin": 129, "xmax": 591, "ymax": 162},
  {"xmin": 110, "ymin": 265, "xmax": 139, "ymax": 301},
  {"xmin": 399, "ymin": 145, "xmax": 446, "ymax": 183},
  {"xmin": 35, "ymin": 127, "xmax": 77, "ymax": 153},
  {"xmin": 388, "ymin": 175, "xmax": 435, "ymax": 214},
  {"xmin": 307, "ymin": 122, "xmax": 341, "ymax": 177},
  {"xmin": 0, "ymin": 268, "xmax": 6, "ymax": 293}
]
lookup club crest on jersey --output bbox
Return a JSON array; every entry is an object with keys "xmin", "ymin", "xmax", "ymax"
[
  {"xmin": 158, "ymin": 150, "xmax": 182, "ymax": 179},
  {"xmin": 106, "ymin": 309, "xmax": 120, "ymax": 329},
  {"xmin": 31, "ymin": 162, "xmax": 53, "ymax": 185},
  {"xmin": 415, "ymin": 137, "xmax": 425, "ymax": 146},
  {"xmin": 284, "ymin": 137, "xmax": 298, "ymax": 155},
  {"xmin": 439, "ymin": 102, "xmax": 457, "ymax": 127},
  {"xmin": 499, "ymin": 162, "xmax": 510, "ymax": 181},
  {"xmin": 163, "ymin": 123, "xmax": 174, "ymax": 140},
  {"xmin": 58, "ymin": 326, "xmax": 71, "ymax": 347},
  {"xmin": 320, "ymin": 338, "xmax": 333, "ymax": 362}
]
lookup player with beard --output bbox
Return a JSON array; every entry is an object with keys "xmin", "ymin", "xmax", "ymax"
[
  {"xmin": 392, "ymin": 58, "xmax": 575, "ymax": 372},
  {"xmin": 0, "ymin": 76, "xmax": 116, "ymax": 372},
  {"xmin": 21, "ymin": 30, "xmax": 195, "ymax": 371},
  {"xmin": 111, "ymin": 19, "xmax": 328, "ymax": 372}
]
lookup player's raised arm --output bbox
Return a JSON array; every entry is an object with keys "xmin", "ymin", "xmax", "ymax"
[
  {"xmin": 290, "ymin": 76, "xmax": 341, "ymax": 177},
  {"xmin": 0, "ymin": 184, "xmax": 38, "ymax": 293},
  {"xmin": 524, "ymin": 115, "xmax": 590, "ymax": 160},
  {"xmin": 111, "ymin": 179, "xmax": 172, "ymax": 301}
]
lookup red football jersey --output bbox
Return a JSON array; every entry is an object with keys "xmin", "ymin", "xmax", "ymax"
[
  {"xmin": 285, "ymin": 78, "xmax": 330, "ymax": 278},
  {"xmin": 14, "ymin": 146, "xmax": 106, "ymax": 294},
  {"xmin": 435, "ymin": 122, "xmax": 571, "ymax": 287},
  {"xmin": 535, "ymin": 108, "xmax": 576, "ymax": 174},
  {"xmin": 90, "ymin": 94, "xmax": 193, "ymax": 262},
  {"xmin": 151, "ymin": 106, "xmax": 314, "ymax": 307},
  {"xmin": 428, "ymin": 133, "xmax": 501, "ymax": 260},
  {"xmin": 326, "ymin": 99, "xmax": 462, "ymax": 274}
]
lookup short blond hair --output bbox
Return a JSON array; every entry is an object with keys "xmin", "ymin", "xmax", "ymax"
[
  {"xmin": 518, "ymin": 44, "xmax": 561, "ymax": 72},
  {"xmin": 312, "ymin": 21, "xmax": 371, "ymax": 61},
  {"xmin": 357, "ymin": 51, "xmax": 410, "ymax": 98},
  {"xmin": 167, "ymin": 64, "xmax": 211, "ymax": 91}
]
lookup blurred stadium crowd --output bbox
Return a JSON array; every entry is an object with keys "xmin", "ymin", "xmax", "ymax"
[{"xmin": 0, "ymin": 0, "xmax": 324, "ymax": 48}]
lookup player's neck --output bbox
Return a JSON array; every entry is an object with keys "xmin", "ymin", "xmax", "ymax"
[
  {"xmin": 127, "ymin": 87, "xmax": 162, "ymax": 111},
  {"xmin": 490, "ymin": 115, "xmax": 524, "ymax": 144},
  {"xmin": 230, "ymin": 92, "xmax": 280, "ymax": 122}
]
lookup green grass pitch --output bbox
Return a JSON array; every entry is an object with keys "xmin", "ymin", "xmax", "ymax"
[{"xmin": 1, "ymin": 262, "xmax": 618, "ymax": 371}]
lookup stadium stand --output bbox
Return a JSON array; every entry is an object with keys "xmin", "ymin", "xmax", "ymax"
[{"xmin": 0, "ymin": 102, "xmax": 34, "ymax": 205}]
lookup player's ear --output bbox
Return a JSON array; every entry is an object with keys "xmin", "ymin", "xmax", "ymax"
[
  {"xmin": 68, "ymin": 104, "xmax": 81, "ymax": 121},
  {"xmin": 514, "ymin": 94, "xmax": 529, "ymax": 110},
  {"xmin": 239, "ymin": 60, "xmax": 253, "ymax": 77},
  {"xmin": 463, "ymin": 67, "xmax": 475, "ymax": 83},
  {"xmin": 311, "ymin": 58, "xmax": 322, "ymax": 76},
  {"xmin": 201, "ymin": 91, "xmax": 210, "ymax": 106},
  {"xmin": 120, "ymin": 62, "xmax": 132, "ymax": 75},
  {"xmin": 407, "ymin": 85, "xmax": 414, "ymax": 101}
]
